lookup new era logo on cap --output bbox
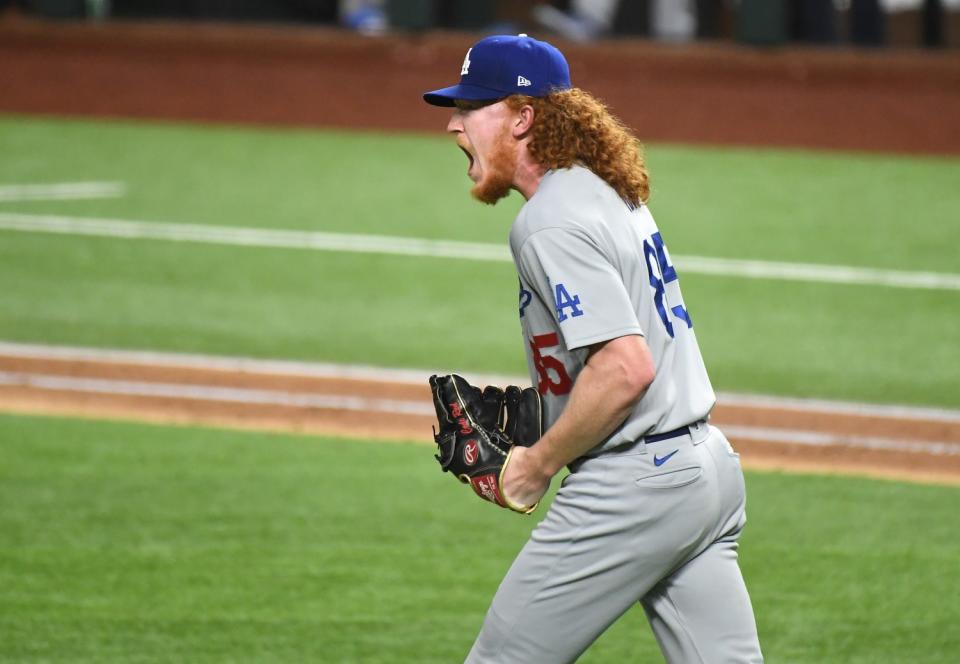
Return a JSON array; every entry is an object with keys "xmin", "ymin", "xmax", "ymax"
[{"xmin": 423, "ymin": 34, "xmax": 571, "ymax": 107}]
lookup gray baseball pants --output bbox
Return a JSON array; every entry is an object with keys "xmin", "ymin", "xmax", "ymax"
[{"xmin": 466, "ymin": 422, "xmax": 763, "ymax": 663}]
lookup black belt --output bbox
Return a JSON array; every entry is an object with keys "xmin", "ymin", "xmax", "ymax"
[
  {"xmin": 567, "ymin": 424, "xmax": 696, "ymax": 473},
  {"xmin": 644, "ymin": 425, "xmax": 691, "ymax": 444}
]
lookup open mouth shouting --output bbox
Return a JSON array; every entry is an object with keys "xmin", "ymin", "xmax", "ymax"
[{"xmin": 458, "ymin": 143, "xmax": 476, "ymax": 180}]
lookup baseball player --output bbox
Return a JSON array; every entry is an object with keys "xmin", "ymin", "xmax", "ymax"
[{"xmin": 423, "ymin": 35, "xmax": 763, "ymax": 663}]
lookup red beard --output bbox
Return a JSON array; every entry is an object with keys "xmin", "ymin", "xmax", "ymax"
[{"xmin": 471, "ymin": 133, "xmax": 516, "ymax": 205}]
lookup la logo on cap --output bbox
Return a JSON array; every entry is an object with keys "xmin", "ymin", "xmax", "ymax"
[{"xmin": 422, "ymin": 33, "xmax": 571, "ymax": 107}]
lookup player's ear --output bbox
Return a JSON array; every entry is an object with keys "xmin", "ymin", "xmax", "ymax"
[{"xmin": 512, "ymin": 104, "xmax": 535, "ymax": 138}]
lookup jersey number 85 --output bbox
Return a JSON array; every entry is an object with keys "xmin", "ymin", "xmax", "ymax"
[{"xmin": 642, "ymin": 232, "xmax": 692, "ymax": 338}]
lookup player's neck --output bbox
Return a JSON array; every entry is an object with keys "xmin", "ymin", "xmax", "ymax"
[{"xmin": 513, "ymin": 152, "xmax": 547, "ymax": 201}]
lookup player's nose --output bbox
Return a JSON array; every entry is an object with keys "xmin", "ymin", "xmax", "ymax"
[{"xmin": 446, "ymin": 111, "xmax": 465, "ymax": 133}]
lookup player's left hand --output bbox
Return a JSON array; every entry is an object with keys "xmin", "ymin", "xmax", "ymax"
[
  {"xmin": 501, "ymin": 444, "xmax": 551, "ymax": 509},
  {"xmin": 429, "ymin": 375, "xmax": 544, "ymax": 513}
]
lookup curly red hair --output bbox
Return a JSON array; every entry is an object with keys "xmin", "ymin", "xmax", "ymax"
[{"xmin": 506, "ymin": 89, "xmax": 650, "ymax": 207}]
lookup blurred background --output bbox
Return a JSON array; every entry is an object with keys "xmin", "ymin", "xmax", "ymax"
[{"xmin": 2, "ymin": 0, "xmax": 959, "ymax": 48}]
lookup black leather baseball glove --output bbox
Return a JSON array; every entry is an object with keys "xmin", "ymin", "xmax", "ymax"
[{"xmin": 429, "ymin": 374, "xmax": 543, "ymax": 514}]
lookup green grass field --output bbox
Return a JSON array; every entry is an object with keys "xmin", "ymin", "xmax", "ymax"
[
  {"xmin": 2, "ymin": 115, "xmax": 959, "ymax": 662},
  {"xmin": 1, "ymin": 115, "xmax": 958, "ymax": 406},
  {"xmin": 3, "ymin": 415, "xmax": 959, "ymax": 663}
]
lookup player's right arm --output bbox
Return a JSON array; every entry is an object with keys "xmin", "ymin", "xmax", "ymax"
[{"xmin": 501, "ymin": 333, "xmax": 655, "ymax": 507}]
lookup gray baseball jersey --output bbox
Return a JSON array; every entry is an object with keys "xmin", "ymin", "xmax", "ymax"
[
  {"xmin": 510, "ymin": 165, "xmax": 714, "ymax": 451},
  {"xmin": 467, "ymin": 165, "xmax": 762, "ymax": 663}
]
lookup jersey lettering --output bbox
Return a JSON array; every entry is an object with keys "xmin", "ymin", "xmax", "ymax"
[
  {"xmin": 642, "ymin": 232, "xmax": 692, "ymax": 338},
  {"xmin": 518, "ymin": 281, "xmax": 533, "ymax": 318},
  {"xmin": 529, "ymin": 333, "xmax": 573, "ymax": 396},
  {"xmin": 553, "ymin": 282, "xmax": 584, "ymax": 322}
]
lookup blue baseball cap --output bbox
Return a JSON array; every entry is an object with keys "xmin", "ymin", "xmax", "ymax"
[{"xmin": 423, "ymin": 34, "xmax": 571, "ymax": 107}]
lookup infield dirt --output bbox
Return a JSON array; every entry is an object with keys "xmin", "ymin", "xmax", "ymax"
[{"xmin": 1, "ymin": 351, "xmax": 958, "ymax": 486}]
